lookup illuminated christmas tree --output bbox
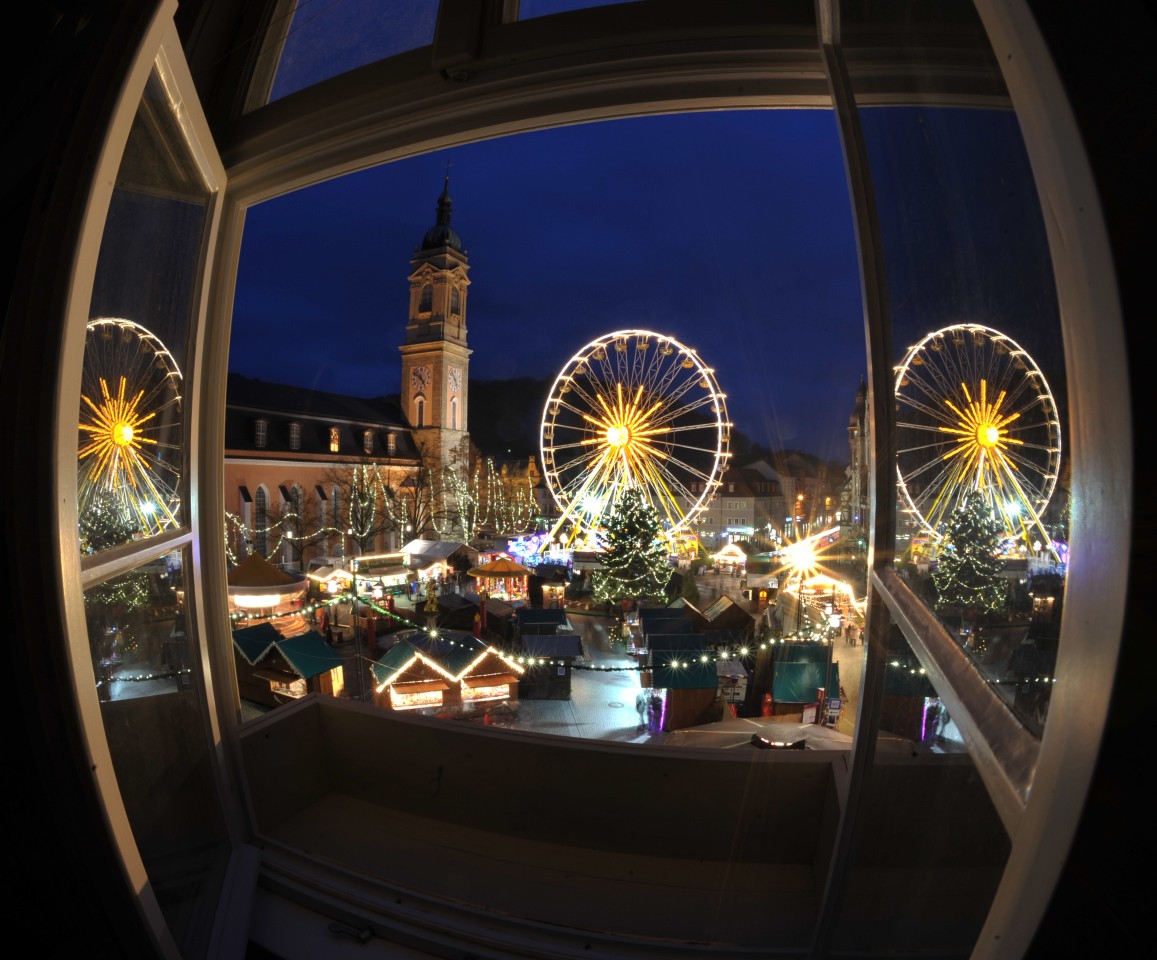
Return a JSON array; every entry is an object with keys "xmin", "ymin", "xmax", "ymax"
[
  {"xmin": 933, "ymin": 490, "xmax": 1008, "ymax": 615},
  {"xmin": 593, "ymin": 488, "xmax": 671, "ymax": 606}
]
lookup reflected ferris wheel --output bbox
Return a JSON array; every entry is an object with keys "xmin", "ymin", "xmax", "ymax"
[
  {"xmin": 894, "ymin": 323, "xmax": 1062, "ymax": 553},
  {"xmin": 78, "ymin": 317, "xmax": 184, "ymax": 539}
]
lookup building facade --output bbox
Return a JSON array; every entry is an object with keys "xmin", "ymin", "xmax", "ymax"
[{"xmin": 224, "ymin": 180, "xmax": 475, "ymax": 563}]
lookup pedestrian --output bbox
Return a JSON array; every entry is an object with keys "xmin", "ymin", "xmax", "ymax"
[{"xmin": 635, "ymin": 690, "xmax": 647, "ymax": 730}]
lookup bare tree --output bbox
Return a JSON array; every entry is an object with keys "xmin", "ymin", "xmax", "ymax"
[
  {"xmin": 386, "ymin": 463, "xmax": 444, "ymax": 542},
  {"xmin": 266, "ymin": 485, "xmax": 328, "ymax": 566},
  {"xmin": 439, "ymin": 438, "xmax": 538, "ymax": 541},
  {"xmin": 319, "ymin": 459, "xmax": 403, "ymax": 557}
]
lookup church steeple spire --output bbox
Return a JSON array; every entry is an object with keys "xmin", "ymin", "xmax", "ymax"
[{"xmin": 420, "ymin": 169, "xmax": 463, "ymax": 253}]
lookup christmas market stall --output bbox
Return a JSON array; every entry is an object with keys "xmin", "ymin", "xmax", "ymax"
[
  {"xmin": 709, "ymin": 541, "xmax": 752, "ymax": 576},
  {"xmin": 402, "ymin": 539, "xmax": 478, "ymax": 584},
  {"xmin": 351, "ymin": 552, "xmax": 411, "ymax": 598},
  {"xmin": 305, "ymin": 563, "xmax": 354, "ymax": 603},
  {"xmin": 466, "ymin": 555, "xmax": 532, "ymax": 602},
  {"xmin": 228, "ymin": 552, "xmax": 307, "ymax": 619},
  {"xmin": 518, "ymin": 634, "xmax": 584, "ymax": 700},
  {"xmin": 768, "ymin": 641, "xmax": 841, "ymax": 725},
  {"xmin": 232, "ymin": 621, "xmax": 345, "ymax": 708},
  {"xmin": 369, "ymin": 628, "xmax": 523, "ymax": 715},
  {"xmin": 647, "ymin": 632, "xmax": 719, "ymax": 731}
]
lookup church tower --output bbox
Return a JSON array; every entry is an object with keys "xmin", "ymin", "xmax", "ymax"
[{"xmin": 400, "ymin": 175, "xmax": 472, "ymax": 474}]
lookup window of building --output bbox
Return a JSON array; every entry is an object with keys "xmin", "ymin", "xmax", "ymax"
[
  {"xmin": 289, "ymin": 421, "xmax": 301, "ymax": 450},
  {"xmin": 415, "ymin": 397, "xmax": 425, "ymax": 427},
  {"xmin": 329, "ymin": 425, "xmax": 340, "ymax": 452},
  {"xmin": 387, "ymin": 432, "xmax": 396, "ymax": 456},
  {"xmin": 419, "ymin": 283, "xmax": 432, "ymax": 313},
  {"xmin": 450, "ymin": 286, "xmax": 461, "ymax": 315},
  {"xmin": 363, "ymin": 429, "xmax": 374, "ymax": 454},
  {"xmin": 254, "ymin": 486, "xmax": 268, "ymax": 558},
  {"xmin": 450, "ymin": 397, "xmax": 459, "ymax": 430},
  {"xmin": 254, "ymin": 418, "xmax": 268, "ymax": 448}
]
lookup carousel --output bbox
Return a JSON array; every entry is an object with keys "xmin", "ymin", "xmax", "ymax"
[
  {"xmin": 228, "ymin": 553, "xmax": 307, "ymax": 620},
  {"xmin": 466, "ymin": 555, "xmax": 532, "ymax": 602}
]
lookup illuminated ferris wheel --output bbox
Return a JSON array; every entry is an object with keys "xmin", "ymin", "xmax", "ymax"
[
  {"xmin": 78, "ymin": 317, "xmax": 184, "ymax": 538},
  {"xmin": 540, "ymin": 330, "xmax": 731, "ymax": 548},
  {"xmin": 894, "ymin": 323, "xmax": 1061, "ymax": 553}
]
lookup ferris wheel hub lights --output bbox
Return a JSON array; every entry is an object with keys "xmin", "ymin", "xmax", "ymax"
[
  {"xmin": 114, "ymin": 422, "xmax": 134, "ymax": 446},
  {"xmin": 978, "ymin": 423, "xmax": 1001, "ymax": 447},
  {"xmin": 605, "ymin": 425, "xmax": 629, "ymax": 447}
]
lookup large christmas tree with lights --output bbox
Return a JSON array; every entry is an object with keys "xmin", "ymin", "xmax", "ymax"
[
  {"xmin": 593, "ymin": 488, "xmax": 671, "ymax": 606},
  {"xmin": 933, "ymin": 490, "xmax": 1008, "ymax": 615}
]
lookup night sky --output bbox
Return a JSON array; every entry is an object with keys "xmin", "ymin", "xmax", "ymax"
[
  {"xmin": 230, "ymin": 105, "xmax": 1062, "ymax": 465},
  {"xmin": 230, "ymin": 110, "xmax": 867, "ymax": 462}
]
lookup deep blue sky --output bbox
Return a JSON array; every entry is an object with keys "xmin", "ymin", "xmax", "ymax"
[{"xmin": 231, "ymin": 110, "xmax": 867, "ymax": 461}]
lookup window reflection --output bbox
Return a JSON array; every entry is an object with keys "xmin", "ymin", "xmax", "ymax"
[
  {"xmin": 83, "ymin": 548, "xmax": 229, "ymax": 955},
  {"xmin": 267, "ymin": 0, "xmax": 439, "ymax": 103},
  {"xmin": 829, "ymin": 615, "xmax": 1009, "ymax": 955},
  {"xmin": 855, "ymin": 104, "xmax": 1069, "ymax": 735},
  {"xmin": 78, "ymin": 68, "xmax": 208, "ymax": 553}
]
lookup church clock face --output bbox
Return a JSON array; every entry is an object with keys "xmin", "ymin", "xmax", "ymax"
[
  {"xmin": 410, "ymin": 365, "xmax": 431, "ymax": 392},
  {"xmin": 448, "ymin": 367, "xmax": 462, "ymax": 392}
]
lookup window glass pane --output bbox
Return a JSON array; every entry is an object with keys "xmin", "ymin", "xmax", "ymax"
[
  {"xmin": 84, "ymin": 547, "xmax": 229, "ymax": 956},
  {"xmin": 841, "ymin": 1, "xmax": 1068, "ymax": 735},
  {"xmin": 268, "ymin": 0, "xmax": 439, "ymax": 103},
  {"xmin": 226, "ymin": 106, "xmax": 872, "ymax": 802},
  {"xmin": 78, "ymin": 68, "xmax": 208, "ymax": 554},
  {"xmin": 828, "ymin": 613, "xmax": 1011, "ymax": 955},
  {"xmin": 519, "ymin": 0, "xmax": 640, "ymax": 19}
]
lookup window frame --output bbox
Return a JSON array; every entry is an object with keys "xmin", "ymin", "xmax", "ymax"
[{"xmin": 41, "ymin": 1, "xmax": 1131, "ymax": 957}]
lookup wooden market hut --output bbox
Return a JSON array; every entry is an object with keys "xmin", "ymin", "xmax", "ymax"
[
  {"xmin": 516, "ymin": 607, "xmax": 572, "ymax": 637},
  {"xmin": 519, "ymin": 634, "xmax": 584, "ymax": 700},
  {"xmin": 369, "ymin": 628, "xmax": 523, "ymax": 714},
  {"xmin": 647, "ymin": 632, "xmax": 719, "ymax": 731},
  {"xmin": 232, "ymin": 622, "xmax": 345, "ymax": 708}
]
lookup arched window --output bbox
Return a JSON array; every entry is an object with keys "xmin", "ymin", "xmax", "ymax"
[
  {"xmin": 418, "ymin": 283, "xmax": 432, "ymax": 313},
  {"xmin": 450, "ymin": 396, "xmax": 459, "ymax": 430},
  {"xmin": 450, "ymin": 286, "xmax": 461, "ymax": 315},
  {"xmin": 415, "ymin": 396, "xmax": 425, "ymax": 428},
  {"xmin": 254, "ymin": 486, "xmax": 268, "ymax": 558}
]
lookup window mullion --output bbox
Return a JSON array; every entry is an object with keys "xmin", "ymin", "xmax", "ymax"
[{"xmin": 809, "ymin": 2, "xmax": 898, "ymax": 954}]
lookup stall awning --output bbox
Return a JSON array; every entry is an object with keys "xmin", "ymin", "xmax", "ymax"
[
  {"xmin": 393, "ymin": 679, "xmax": 449, "ymax": 694},
  {"xmin": 462, "ymin": 673, "xmax": 519, "ymax": 688}
]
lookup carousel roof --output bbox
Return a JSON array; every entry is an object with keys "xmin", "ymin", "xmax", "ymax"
[
  {"xmin": 228, "ymin": 553, "xmax": 303, "ymax": 587},
  {"xmin": 467, "ymin": 557, "xmax": 532, "ymax": 578}
]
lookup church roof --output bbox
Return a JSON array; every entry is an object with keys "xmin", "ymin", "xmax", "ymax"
[{"xmin": 224, "ymin": 374, "xmax": 420, "ymax": 459}]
